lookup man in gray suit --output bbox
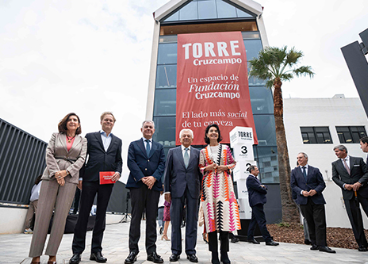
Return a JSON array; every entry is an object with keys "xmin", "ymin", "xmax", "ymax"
[
  {"xmin": 164, "ymin": 129, "xmax": 202, "ymax": 262},
  {"xmin": 332, "ymin": 145, "xmax": 368, "ymax": 251}
]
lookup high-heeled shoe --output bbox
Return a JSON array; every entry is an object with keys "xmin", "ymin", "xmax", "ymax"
[
  {"xmin": 161, "ymin": 234, "xmax": 170, "ymax": 241},
  {"xmin": 202, "ymin": 233, "xmax": 208, "ymax": 244}
]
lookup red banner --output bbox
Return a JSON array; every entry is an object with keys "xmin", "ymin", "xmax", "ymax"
[{"xmin": 176, "ymin": 32, "xmax": 258, "ymax": 145}]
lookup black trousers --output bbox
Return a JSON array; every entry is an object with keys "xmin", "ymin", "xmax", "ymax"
[
  {"xmin": 72, "ymin": 181, "xmax": 114, "ymax": 254},
  {"xmin": 247, "ymin": 204, "xmax": 272, "ymax": 242},
  {"xmin": 208, "ymin": 231, "xmax": 229, "ymax": 253},
  {"xmin": 129, "ymin": 185, "xmax": 160, "ymax": 254},
  {"xmin": 344, "ymin": 196, "xmax": 368, "ymax": 247},
  {"xmin": 299, "ymin": 199, "xmax": 326, "ymax": 247}
]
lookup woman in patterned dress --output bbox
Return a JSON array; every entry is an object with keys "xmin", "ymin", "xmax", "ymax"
[{"xmin": 199, "ymin": 124, "xmax": 241, "ymax": 264}]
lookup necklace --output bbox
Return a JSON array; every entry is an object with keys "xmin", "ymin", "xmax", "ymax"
[{"xmin": 66, "ymin": 135, "xmax": 76, "ymax": 143}]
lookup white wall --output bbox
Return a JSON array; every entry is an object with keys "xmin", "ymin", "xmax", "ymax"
[{"xmin": 284, "ymin": 96, "xmax": 368, "ymax": 228}]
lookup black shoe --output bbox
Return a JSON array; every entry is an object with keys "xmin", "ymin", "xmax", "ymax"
[
  {"xmin": 310, "ymin": 244, "xmax": 318, "ymax": 250},
  {"xmin": 187, "ymin": 254, "xmax": 198, "ymax": 263},
  {"xmin": 169, "ymin": 254, "xmax": 180, "ymax": 262},
  {"xmin": 159, "ymin": 226, "xmax": 163, "ymax": 235},
  {"xmin": 248, "ymin": 239, "xmax": 260, "ymax": 244},
  {"xmin": 265, "ymin": 240, "xmax": 279, "ymax": 246},
  {"xmin": 318, "ymin": 246, "xmax": 336, "ymax": 253},
  {"xmin": 230, "ymin": 237, "xmax": 239, "ymax": 243},
  {"xmin": 147, "ymin": 252, "xmax": 163, "ymax": 263},
  {"xmin": 220, "ymin": 253, "xmax": 230, "ymax": 264},
  {"xmin": 124, "ymin": 252, "xmax": 138, "ymax": 264},
  {"xmin": 211, "ymin": 258, "xmax": 220, "ymax": 264},
  {"xmin": 304, "ymin": 239, "xmax": 311, "ymax": 245},
  {"xmin": 358, "ymin": 246, "xmax": 368, "ymax": 252},
  {"xmin": 69, "ymin": 254, "xmax": 81, "ymax": 264},
  {"xmin": 90, "ymin": 252, "xmax": 107, "ymax": 263}
]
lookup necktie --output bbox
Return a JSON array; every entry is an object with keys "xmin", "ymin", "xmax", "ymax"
[
  {"xmin": 145, "ymin": 139, "xmax": 150, "ymax": 157},
  {"xmin": 302, "ymin": 166, "xmax": 307, "ymax": 182},
  {"xmin": 343, "ymin": 158, "xmax": 350, "ymax": 175},
  {"xmin": 184, "ymin": 148, "xmax": 189, "ymax": 168}
]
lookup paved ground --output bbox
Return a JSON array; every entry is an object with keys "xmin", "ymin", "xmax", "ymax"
[{"xmin": 1, "ymin": 219, "xmax": 367, "ymax": 264}]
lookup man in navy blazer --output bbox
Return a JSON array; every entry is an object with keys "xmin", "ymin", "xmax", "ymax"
[
  {"xmin": 332, "ymin": 144, "xmax": 368, "ymax": 251},
  {"xmin": 164, "ymin": 129, "xmax": 202, "ymax": 263},
  {"xmin": 70, "ymin": 112, "xmax": 123, "ymax": 264},
  {"xmin": 246, "ymin": 165, "xmax": 278, "ymax": 246},
  {"xmin": 125, "ymin": 121, "xmax": 165, "ymax": 264},
  {"xmin": 291, "ymin": 152, "xmax": 335, "ymax": 253}
]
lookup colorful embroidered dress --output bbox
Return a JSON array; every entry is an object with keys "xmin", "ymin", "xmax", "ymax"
[{"xmin": 199, "ymin": 144, "xmax": 241, "ymax": 233}]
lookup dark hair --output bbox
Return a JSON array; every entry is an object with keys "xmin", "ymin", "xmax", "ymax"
[
  {"xmin": 247, "ymin": 165, "xmax": 257, "ymax": 173},
  {"xmin": 34, "ymin": 174, "xmax": 42, "ymax": 185},
  {"xmin": 204, "ymin": 123, "xmax": 222, "ymax": 144},
  {"xmin": 58, "ymin": 113, "xmax": 82, "ymax": 135},
  {"xmin": 361, "ymin": 136, "xmax": 368, "ymax": 144}
]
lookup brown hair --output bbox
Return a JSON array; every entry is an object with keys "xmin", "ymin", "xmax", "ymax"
[
  {"xmin": 100, "ymin": 112, "xmax": 116, "ymax": 122},
  {"xmin": 58, "ymin": 113, "xmax": 82, "ymax": 135}
]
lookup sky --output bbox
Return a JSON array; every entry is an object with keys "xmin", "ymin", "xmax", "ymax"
[{"xmin": 0, "ymin": 0, "xmax": 367, "ymax": 183}]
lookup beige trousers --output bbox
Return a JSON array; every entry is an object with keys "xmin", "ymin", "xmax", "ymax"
[
  {"xmin": 24, "ymin": 200, "xmax": 38, "ymax": 229},
  {"xmin": 29, "ymin": 179, "xmax": 76, "ymax": 257}
]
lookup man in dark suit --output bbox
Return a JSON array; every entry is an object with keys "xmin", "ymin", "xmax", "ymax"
[
  {"xmin": 70, "ymin": 112, "xmax": 123, "ymax": 264},
  {"xmin": 246, "ymin": 165, "xmax": 279, "ymax": 246},
  {"xmin": 360, "ymin": 136, "xmax": 368, "ymax": 163},
  {"xmin": 291, "ymin": 152, "xmax": 335, "ymax": 253},
  {"xmin": 332, "ymin": 144, "xmax": 368, "ymax": 251},
  {"xmin": 164, "ymin": 129, "xmax": 202, "ymax": 263},
  {"xmin": 124, "ymin": 121, "xmax": 165, "ymax": 264}
]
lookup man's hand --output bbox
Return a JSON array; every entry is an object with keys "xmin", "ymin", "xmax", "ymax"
[
  {"xmin": 143, "ymin": 176, "xmax": 156, "ymax": 189},
  {"xmin": 308, "ymin": 189, "xmax": 317, "ymax": 196},
  {"xmin": 302, "ymin": 191, "xmax": 309, "ymax": 197},
  {"xmin": 78, "ymin": 180, "xmax": 83, "ymax": 190},
  {"xmin": 353, "ymin": 182, "xmax": 362, "ymax": 192},
  {"xmin": 165, "ymin": 193, "xmax": 171, "ymax": 202},
  {"xmin": 111, "ymin": 172, "xmax": 121, "ymax": 182},
  {"xmin": 345, "ymin": 184, "xmax": 353, "ymax": 191}
]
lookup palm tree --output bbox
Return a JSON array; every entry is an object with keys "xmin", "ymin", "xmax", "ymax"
[{"xmin": 249, "ymin": 46, "xmax": 314, "ymax": 223}]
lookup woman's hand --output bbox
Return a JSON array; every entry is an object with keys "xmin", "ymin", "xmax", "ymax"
[
  {"xmin": 55, "ymin": 170, "xmax": 68, "ymax": 180},
  {"xmin": 57, "ymin": 177, "xmax": 65, "ymax": 186},
  {"xmin": 217, "ymin": 165, "xmax": 229, "ymax": 173},
  {"xmin": 205, "ymin": 163, "xmax": 218, "ymax": 171}
]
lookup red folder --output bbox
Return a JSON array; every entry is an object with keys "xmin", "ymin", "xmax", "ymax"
[{"xmin": 99, "ymin": 171, "xmax": 115, "ymax": 184}]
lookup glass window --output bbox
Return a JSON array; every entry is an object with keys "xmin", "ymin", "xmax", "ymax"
[
  {"xmin": 216, "ymin": 0, "xmax": 236, "ymax": 18},
  {"xmin": 153, "ymin": 89, "xmax": 176, "ymax": 116},
  {"xmin": 249, "ymin": 86, "xmax": 274, "ymax": 114},
  {"xmin": 253, "ymin": 115, "xmax": 277, "ymax": 146},
  {"xmin": 247, "ymin": 62, "xmax": 267, "ymax": 86},
  {"xmin": 255, "ymin": 146, "xmax": 279, "ymax": 183},
  {"xmin": 156, "ymin": 65, "xmax": 177, "ymax": 88},
  {"xmin": 244, "ymin": 39, "xmax": 262, "ymax": 61},
  {"xmin": 157, "ymin": 43, "xmax": 177, "ymax": 65},
  {"xmin": 336, "ymin": 126, "xmax": 367, "ymax": 143},
  {"xmin": 198, "ymin": 0, "xmax": 217, "ymax": 19},
  {"xmin": 152, "ymin": 117, "xmax": 176, "ymax": 145},
  {"xmin": 164, "ymin": 11, "xmax": 180, "ymax": 22},
  {"xmin": 180, "ymin": 1, "xmax": 198, "ymax": 21},
  {"xmin": 300, "ymin": 127, "xmax": 332, "ymax": 144}
]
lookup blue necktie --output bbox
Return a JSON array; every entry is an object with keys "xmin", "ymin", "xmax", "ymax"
[
  {"xmin": 302, "ymin": 166, "xmax": 307, "ymax": 182},
  {"xmin": 184, "ymin": 148, "xmax": 189, "ymax": 168},
  {"xmin": 145, "ymin": 139, "xmax": 150, "ymax": 157}
]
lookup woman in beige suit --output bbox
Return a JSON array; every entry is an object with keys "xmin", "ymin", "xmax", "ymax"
[{"xmin": 29, "ymin": 113, "xmax": 87, "ymax": 264}]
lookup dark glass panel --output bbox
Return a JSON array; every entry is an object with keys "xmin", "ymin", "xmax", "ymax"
[
  {"xmin": 316, "ymin": 133, "xmax": 324, "ymax": 143},
  {"xmin": 308, "ymin": 133, "xmax": 316, "ymax": 143},
  {"xmin": 157, "ymin": 43, "xmax": 177, "ymax": 64},
  {"xmin": 352, "ymin": 133, "xmax": 360, "ymax": 143},
  {"xmin": 255, "ymin": 146, "xmax": 279, "ymax": 183},
  {"xmin": 302, "ymin": 133, "xmax": 309, "ymax": 144},
  {"xmin": 153, "ymin": 89, "xmax": 176, "ymax": 116},
  {"xmin": 198, "ymin": 0, "xmax": 217, "ymax": 19},
  {"xmin": 315, "ymin": 127, "xmax": 329, "ymax": 132},
  {"xmin": 152, "ymin": 117, "xmax": 176, "ymax": 146},
  {"xmin": 242, "ymin": 32, "xmax": 260, "ymax": 39},
  {"xmin": 216, "ymin": 0, "xmax": 236, "ymax": 18},
  {"xmin": 244, "ymin": 39, "xmax": 262, "ymax": 61},
  {"xmin": 180, "ymin": 1, "xmax": 198, "ymax": 20},
  {"xmin": 156, "ymin": 65, "xmax": 177, "ymax": 88},
  {"xmin": 336, "ymin": 126, "xmax": 349, "ymax": 132},
  {"xmin": 323, "ymin": 133, "xmax": 332, "ymax": 143},
  {"xmin": 249, "ymin": 86, "xmax": 273, "ymax": 114},
  {"xmin": 253, "ymin": 115, "xmax": 276, "ymax": 146},
  {"xmin": 301, "ymin": 127, "xmax": 314, "ymax": 133}
]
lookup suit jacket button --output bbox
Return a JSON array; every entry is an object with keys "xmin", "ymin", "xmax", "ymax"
[
  {"xmin": 145, "ymin": 168, "xmax": 147, "ymax": 171},
  {"xmin": 148, "ymin": 160, "xmax": 149, "ymax": 162}
]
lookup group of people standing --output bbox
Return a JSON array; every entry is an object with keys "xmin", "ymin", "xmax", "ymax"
[
  {"xmin": 27, "ymin": 112, "xmax": 241, "ymax": 264},
  {"xmin": 290, "ymin": 140, "xmax": 368, "ymax": 254}
]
